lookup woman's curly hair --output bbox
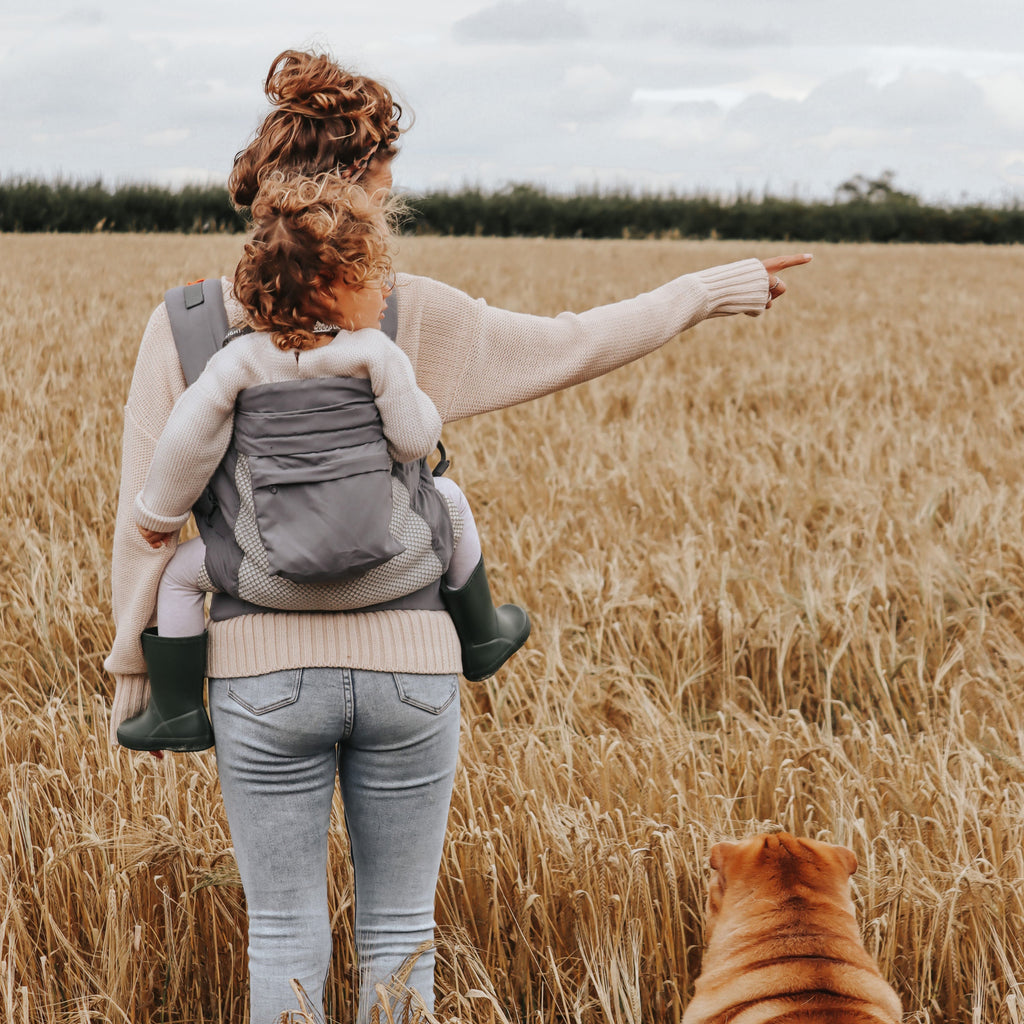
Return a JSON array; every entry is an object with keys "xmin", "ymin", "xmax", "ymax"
[
  {"xmin": 229, "ymin": 49, "xmax": 405, "ymax": 211},
  {"xmin": 233, "ymin": 172, "xmax": 404, "ymax": 352}
]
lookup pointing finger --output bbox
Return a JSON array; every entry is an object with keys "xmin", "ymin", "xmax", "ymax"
[{"xmin": 762, "ymin": 253, "xmax": 813, "ymax": 274}]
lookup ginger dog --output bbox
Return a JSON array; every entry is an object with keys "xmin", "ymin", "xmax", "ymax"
[{"xmin": 682, "ymin": 832, "xmax": 902, "ymax": 1024}]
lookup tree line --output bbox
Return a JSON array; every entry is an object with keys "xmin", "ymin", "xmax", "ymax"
[
  {"xmin": 3, "ymin": 175, "xmax": 1023, "ymax": 243},
  {"xmin": 0, "ymin": 179, "xmax": 247, "ymax": 233}
]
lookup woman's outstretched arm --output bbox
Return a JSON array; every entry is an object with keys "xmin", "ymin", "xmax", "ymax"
[{"xmin": 397, "ymin": 254, "xmax": 810, "ymax": 423}]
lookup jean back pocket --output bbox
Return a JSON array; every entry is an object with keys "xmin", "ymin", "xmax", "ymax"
[
  {"xmin": 227, "ymin": 668, "xmax": 302, "ymax": 715},
  {"xmin": 393, "ymin": 672, "xmax": 458, "ymax": 714}
]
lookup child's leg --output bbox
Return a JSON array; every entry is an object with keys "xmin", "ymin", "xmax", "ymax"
[
  {"xmin": 117, "ymin": 534, "xmax": 214, "ymax": 752},
  {"xmin": 432, "ymin": 476, "xmax": 482, "ymax": 588},
  {"xmin": 431, "ymin": 476, "xmax": 530, "ymax": 681},
  {"xmin": 157, "ymin": 536, "xmax": 209, "ymax": 637}
]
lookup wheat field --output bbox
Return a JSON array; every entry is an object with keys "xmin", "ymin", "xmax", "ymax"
[{"xmin": 2, "ymin": 233, "xmax": 1024, "ymax": 1023}]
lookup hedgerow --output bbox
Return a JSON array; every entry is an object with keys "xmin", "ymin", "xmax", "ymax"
[{"xmin": 3, "ymin": 177, "xmax": 1023, "ymax": 242}]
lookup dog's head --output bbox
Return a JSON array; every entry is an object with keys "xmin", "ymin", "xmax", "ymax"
[{"xmin": 704, "ymin": 832, "xmax": 858, "ymax": 944}]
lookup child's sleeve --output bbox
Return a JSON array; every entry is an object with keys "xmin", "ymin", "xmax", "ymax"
[
  {"xmin": 364, "ymin": 333, "xmax": 443, "ymax": 463},
  {"xmin": 134, "ymin": 355, "xmax": 242, "ymax": 532}
]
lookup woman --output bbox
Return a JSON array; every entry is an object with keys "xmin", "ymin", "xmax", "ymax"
[{"xmin": 105, "ymin": 49, "xmax": 810, "ymax": 1024}]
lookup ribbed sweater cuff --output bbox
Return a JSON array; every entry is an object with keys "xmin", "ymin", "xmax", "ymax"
[
  {"xmin": 696, "ymin": 258, "xmax": 768, "ymax": 316},
  {"xmin": 110, "ymin": 674, "xmax": 151, "ymax": 746},
  {"xmin": 207, "ymin": 610, "xmax": 463, "ymax": 678},
  {"xmin": 134, "ymin": 491, "xmax": 190, "ymax": 534}
]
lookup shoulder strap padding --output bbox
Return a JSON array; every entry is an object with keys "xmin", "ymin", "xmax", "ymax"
[
  {"xmin": 380, "ymin": 287, "xmax": 398, "ymax": 342},
  {"xmin": 183, "ymin": 281, "xmax": 206, "ymax": 309},
  {"xmin": 165, "ymin": 278, "xmax": 230, "ymax": 386}
]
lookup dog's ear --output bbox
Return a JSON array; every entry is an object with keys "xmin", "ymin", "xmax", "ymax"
[
  {"xmin": 709, "ymin": 841, "xmax": 737, "ymax": 874},
  {"xmin": 706, "ymin": 842, "xmax": 737, "ymax": 929},
  {"xmin": 835, "ymin": 844, "xmax": 858, "ymax": 877}
]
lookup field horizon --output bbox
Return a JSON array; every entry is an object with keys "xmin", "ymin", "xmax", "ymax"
[{"xmin": 2, "ymin": 233, "xmax": 1024, "ymax": 1022}]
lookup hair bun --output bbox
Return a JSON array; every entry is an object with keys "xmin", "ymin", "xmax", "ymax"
[
  {"xmin": 229, "ymin": 49, "xmax": 405, "ymax": 211},
  {"xmin": 266, "ymin": 49, "xmax": 351, "ymax": 118}
]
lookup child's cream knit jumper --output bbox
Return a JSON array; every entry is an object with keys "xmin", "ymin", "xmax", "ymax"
[
  {"xmin": 105, "ymin": 260, "xmax": 769, "ymax": 742},
  {"xmin": 134, "ymin": 326, "xmax": 442, "ymax": 533}
]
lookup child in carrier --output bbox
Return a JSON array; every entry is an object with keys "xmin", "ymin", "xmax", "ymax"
[{"xmin": 116, "ymin": 172, "xmax": 530, "ymax": 752}]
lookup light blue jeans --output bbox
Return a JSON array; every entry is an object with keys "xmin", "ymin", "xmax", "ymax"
[{"xmin": 209, "ymin": 666, "xmax": 461, "ymax": 1024}]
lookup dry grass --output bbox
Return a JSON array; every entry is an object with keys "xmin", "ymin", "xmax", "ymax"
[{"xmin": 2, "ymin": 233, "xmax": 1024, "ymax": 1022}]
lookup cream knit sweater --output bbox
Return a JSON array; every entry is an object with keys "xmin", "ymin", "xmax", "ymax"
[{"xmin": 105, "ymin": 260, "xmax": 769, "ymax": 743}]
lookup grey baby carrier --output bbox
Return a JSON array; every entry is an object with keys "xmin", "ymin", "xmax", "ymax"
[{"xmin": 165, "ymin": 279, "xmax": 457, "ymax": 620}]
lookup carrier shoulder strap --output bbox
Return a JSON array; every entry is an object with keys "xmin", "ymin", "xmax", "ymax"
[
  {"xmin": 164, "ymin": 278, "xmax": 231, "ymax": 386},
  {"xmin": 377, "ymin": 288, "xmax": 446, "ymax": 475},
  {"xmin": 380, "ymin": 287, "xmax": 398, "ymax": 343}
]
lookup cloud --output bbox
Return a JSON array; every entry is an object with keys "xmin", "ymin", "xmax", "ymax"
[
  {"xmin": 562, "ymin": 63, "xmax": 632, "ymax": 119},
  {"xmin": 453, "ymin": 0, "xmax": 589, "ymax": 44},
  {"xmin": 2, "ymin": 0, "xmax": 1023, "ymax": 204},
  {"xmin": 143, "ymin": 129, "xmax": 191, "ymax": 148},
  {"xmin": 701, "ymin": 67, "xmax": 1017, "ymax": 200},
  {"xmin": 878, "ymin": 70, "xmax": 989, "ymax": 129},
  {"xmin": 60, "ymin": 7, "xmax": 105, "ymax": 27},
  {"xmin": 979, "ymin": 70, "xmax": 1024, "ymax": 130},
  {"xmin": 675, "ymin": 22, "xmax": 792, "ymax": 51}
]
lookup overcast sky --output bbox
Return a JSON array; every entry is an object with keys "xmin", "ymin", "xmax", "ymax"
[{"xmin": 3, "ymin": 1, "xmax": 1024, "ymax": 203}]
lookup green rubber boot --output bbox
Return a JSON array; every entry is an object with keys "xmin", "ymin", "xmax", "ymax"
[
  {"xmin": 116, "ymin": 628, "xmax": 215, "ymax": 752},
  {"xmin": 441, "ymin": 558, "xmax": 531, "ymax": 682}
]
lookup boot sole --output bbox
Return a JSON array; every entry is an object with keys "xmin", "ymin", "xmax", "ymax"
[
  {"xmin": 117, "ymin": 711, "xmax": 214, "ymax": 752},
  {"xmin": 118, "ymin": 736, "xmax": 215, "ymax": 753},
  {"xmin": 462, "ymin": 618, "xmax": 532, "ymax": 682}
]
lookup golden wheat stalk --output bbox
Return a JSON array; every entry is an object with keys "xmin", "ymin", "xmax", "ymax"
[{"xmin": 2, "ymin": 234, "xmax": 1023, "ymax": 1021}]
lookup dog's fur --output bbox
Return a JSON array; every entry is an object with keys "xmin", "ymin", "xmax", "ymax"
[{"xmin": 681, "ymin": 832, "xmax": 902, "ymax": 1024}]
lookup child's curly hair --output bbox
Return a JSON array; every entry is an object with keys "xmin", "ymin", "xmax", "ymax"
[{"xmin": 233, "ymin": 171, "xmax": 403, "ymax": 351}]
